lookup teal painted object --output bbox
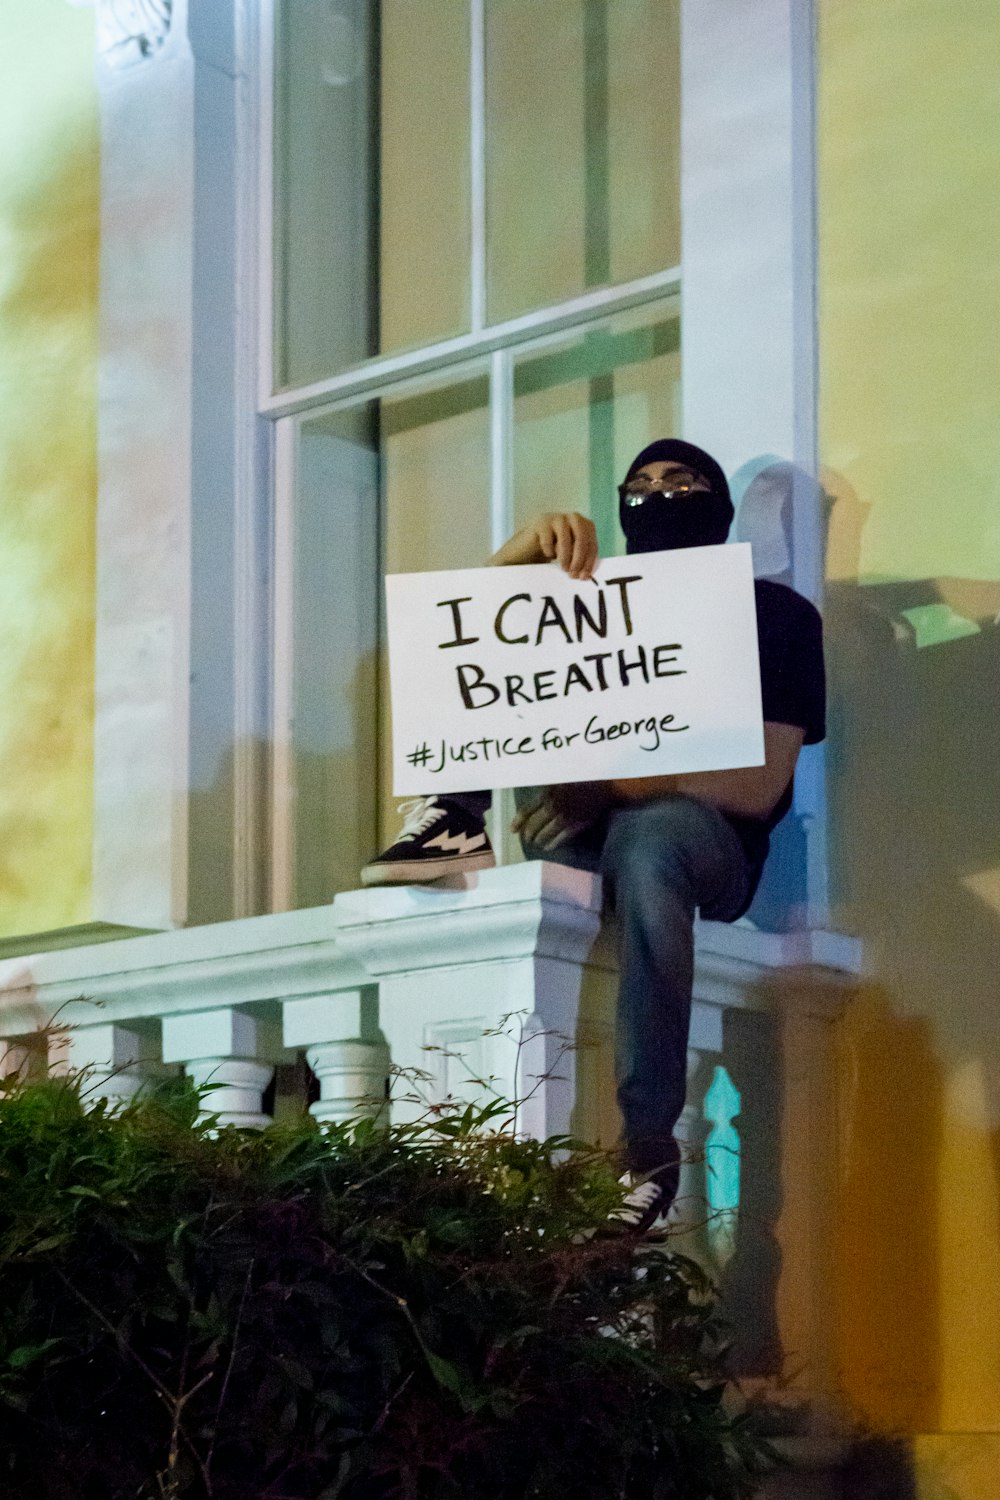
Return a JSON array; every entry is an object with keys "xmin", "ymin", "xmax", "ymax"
[{"xmin": 704, "ymin": 1064, "xmax": 741, "ymax": 1216}]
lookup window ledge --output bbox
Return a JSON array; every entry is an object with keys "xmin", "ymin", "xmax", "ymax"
[
  {"xmin": 696, "ymin": 916, "xmax": 863, "ymax": 976},
  {"xmin": 0, "ymin": 865, "xmax": 862, "ymax": 1042}
]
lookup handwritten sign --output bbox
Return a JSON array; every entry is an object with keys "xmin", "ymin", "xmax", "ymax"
[{"xmin": 386, "ymin": 543, "xmax": 763, "ymax": 795}]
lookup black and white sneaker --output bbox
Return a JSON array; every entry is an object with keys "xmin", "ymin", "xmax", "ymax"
[
  {"xmin": 605, "ymin": 1174, "xmax": 670, "ymax": 1237},
  {"xmin": 360, "ymin": 797, "xmax": 495, "ymax": 887}
]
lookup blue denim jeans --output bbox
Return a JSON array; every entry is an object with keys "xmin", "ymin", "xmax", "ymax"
[{"xmin": 458, "ymin": 788, "xmax": 753, "ymax": 1192}]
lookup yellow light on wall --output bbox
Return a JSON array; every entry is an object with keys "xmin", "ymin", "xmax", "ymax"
[{"xmin": 0, "ymin": 0, "xmax": 99, "ymax": 940}]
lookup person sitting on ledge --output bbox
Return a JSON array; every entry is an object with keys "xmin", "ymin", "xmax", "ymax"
[{"xmin": 361, "ymin": 439, "xmax": 826, "ymax": 1235}]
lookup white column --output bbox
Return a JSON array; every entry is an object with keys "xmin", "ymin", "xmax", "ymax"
[
  {"xmin": 680, "ymin": 0, "xmax": 828, "ymax": 928},
  {"xmin": 333, "ymin": 864, "xmax": 613, "ymax": 1137},
  {"xmin": 680, "ymin": 0, "xmax": 814, "ymax": 496},
  {"xmin": 282, "ymin": 990, "xmax": 390, "ymax": 1125},
  {"xmin": 668, "ymin": 1045, "xmax": 717, "ymax": 1249},
  {"xmin": 91, "ymin": 1, "xmax": 196, "ymax": 929},
  {"xmin": 665, "ymin": 989, "xmax": 727, "ymax": 1249},
  {"xmin": 0, "ymin": 1039, "xmax": 33, "ymax": 1081},
  {"xmin": 162, "ymin": 1006, "xmax": 275, "ymax": 1128},
  {"xmin": 90, "ymin": 0, "xmax": 263, "ymax": 928},
  {"xmin": 64, "ymin": 1022, "xmax": 156, "ymax": 1108}
]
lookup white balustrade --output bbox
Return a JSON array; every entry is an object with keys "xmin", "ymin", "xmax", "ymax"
[
  {"xmin": 0, "ymin": 1038, "xmax": 34, "ymax": 1081},
  {"xmin": 670, "ymin": 1044, "xmax": 719, "ymax": 1250},
  {"xmin": 161, "ymin": 1008, "xmax": 278, "ymax": 1129},
  {"xmin": 332, "ymin": 863, "xmax": 612, "ymax": 1139},
  {"xmin": 0, "ymin": 864, "xmax": 861, "ymax": 1421},
  {"xmin": 282, "ymin": 991, "xmax": 390, "ymax": 1124},
  {"xmin": 62, "ymin": 1021, "xmax": 155, "ymax": 1108}
]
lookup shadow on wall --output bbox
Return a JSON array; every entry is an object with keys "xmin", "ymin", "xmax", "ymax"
[
  {"xmin": 186, "ymin": 649, "xmax": 380, "ymax": 923},
  {"xmin": 730, "ymin": 458, "xmax": 826, "ymax": 930},
  {"xmin": 186, "ymin": 733, "xmax": 378, "ymax": 923},
  {"xmin": 187, "ymin": 453, "xmax": 1000, "ymax": 1438},
  {"xmin": 733, "ymin": 453, "xmax": 1000, "ymax": 1123},
  {"xmin": 760, "ymin": 1436, "xmax": 919, "ymax": 1499},
  {"xmin": 833, "ymin": 984, "xmax": 943, "ymax": 1433},
  {"xmin": 717, "ymin": 1004, "xmax": 784, "ymax": 1378},
  {"xmin": 730, "ymin": 458, "xmax": 1000, "ymax": 1426},
  {"xmin": 821, "ymin": 467, "xmax": 1000, "ymax": 1432},
  {"xmin": 703, "ymin": 977, "xmax": 941, "ymax": 1421},
  {"xmin": 837, "ymin": 1437, "xmax": 919, "ymax": 1500},
  {"xmin": 0, "ymin": 132, "xmax": 99, "ymax": 938}
]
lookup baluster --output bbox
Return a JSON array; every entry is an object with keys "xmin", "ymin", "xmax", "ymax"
[
  {"xmin": 703, "ymin": 1063, "xmax": 742, "ymax": 1267},
  {"xmin": 283, "ymin": 991, "xmax": 390, "ymax": 1126},
  {"xmin": 303, "ymin": 1041, "xmax": 390, "ymax": 1125},
  {"xmin": 668, "ymin": 1046, "xmax": 717, "ymax": 1251},
  {"xmin": 58, "ymin": 1023, "xmax": 156, "ymax": 1109},
  {"xmin": 162, "ymin": 1009, "xmax": 275, "ymax": 1128},
  {"xmin": 0, "ymin": 1039, "xmax": 33, "ymax": 1082}
]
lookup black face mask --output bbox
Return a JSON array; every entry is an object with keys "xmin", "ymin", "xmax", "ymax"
[{"xmin": 619, "ymin": 490, "xmax": 734, "ymax": 554}]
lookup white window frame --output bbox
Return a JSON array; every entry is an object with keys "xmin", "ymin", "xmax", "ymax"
[
  {"xmin": 83, "ymin": 0, "xmax": 827, "ymax": 935},
  {"xmin": 256, "ymin": 0, "xmax": 683, "ymax": 910}
]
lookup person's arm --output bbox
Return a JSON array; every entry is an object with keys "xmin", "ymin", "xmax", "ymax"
[
  {"xmin": 489, "ymin": 512, "xmax": 599, "ymax": 580},
  {"xmin": 514, "ymin": 722, "xmax": 804, "ymax": 849},
  {"xmin": 608, "ymin": 721, "xmax": 805, "ymax": 821}
]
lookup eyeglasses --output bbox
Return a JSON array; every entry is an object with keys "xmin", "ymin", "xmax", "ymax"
[{"xmin": 618, "ymin": 470, "xmax": 710, "ymax": 506}]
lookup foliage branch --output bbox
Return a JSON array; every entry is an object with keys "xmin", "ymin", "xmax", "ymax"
[{"xmin": 0, "ymin": 1070, "xmax": 771, "ymax": 1499}]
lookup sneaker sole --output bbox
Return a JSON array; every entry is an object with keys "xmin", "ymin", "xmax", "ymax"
[{"xmin": 360, "ymin": 852, "xmax": 496, "ymax": 887}]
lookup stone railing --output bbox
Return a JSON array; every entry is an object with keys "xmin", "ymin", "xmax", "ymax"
[{"xmin": 0, "ymin": 863, "xmax": 860, "ymax": 1425}]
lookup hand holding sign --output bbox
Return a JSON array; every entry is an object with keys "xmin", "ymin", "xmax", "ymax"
[
  {"xmin": 511, "ymin": 780, "xmax": 613, "ymax": 850},
  {"xmin": 491, "ymin": 510, "xmax": 600, "ymax": 580},
  {"xmin": 385, "ymin": 544, "xmax": 764, "ymax": 795}
]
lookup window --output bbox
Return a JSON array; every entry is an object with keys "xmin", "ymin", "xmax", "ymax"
[{"xmin": 263, "ymin": 0, "xmax": 682, "ymax": 909}]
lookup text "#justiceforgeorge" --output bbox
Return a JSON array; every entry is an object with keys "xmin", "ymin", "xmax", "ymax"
[{"xmin": 435, "ymin": 575, "xmax": 685, "ymax": 711}]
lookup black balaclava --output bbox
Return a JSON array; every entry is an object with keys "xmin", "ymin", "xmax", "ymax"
[{"xmin": 619, "ymin": 438, "xmax": 734, "ymax": 554}]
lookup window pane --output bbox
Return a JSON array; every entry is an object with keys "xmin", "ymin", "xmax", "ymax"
[
  {"xmin": 512, "ymin": 303, "xmax": 681, "ymax": 558},
  {"xmin": 290, "ymin": 376, "xmax": 490, "ymax": 903},
  {"xmin": 274, "ymin": 0, "xmax": 471, "ymax": 391},
  {"xmin": 380, "ymin": 376, "xmax": 491, "ymax": 843},
  {"xmin": 380, "ymin": 0, "xmax": 471, "ymax": 352},
  {"xmin": 486, "ymin": 0, "xmax": 680, "ymax": 322},
  {"xmin": 291, "ymin": 406, "xmax": 380, "ymax": 906},
  {"xmin": 274, "ymin": 1, "xmax": 379, "ymax": 388},
  {"xmin": 381, "ymin": 378, "xmax": 491, "ymax": 576},
  {"xmin": 286, "ymin": 312, "xmax": 676, "ymax": 900}
]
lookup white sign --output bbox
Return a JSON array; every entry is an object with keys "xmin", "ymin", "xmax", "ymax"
[{"xmin": 386, "ymin": 544, "xmax": 764, "ymax": 795}]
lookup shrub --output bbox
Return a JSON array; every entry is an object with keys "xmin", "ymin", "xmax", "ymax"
[{"xmin": 0, "ymin": 1073, "xmax": 770, "ymax": 1499}]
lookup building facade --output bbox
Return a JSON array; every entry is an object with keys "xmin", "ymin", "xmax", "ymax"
[{"xmin": 1, "ymin": 2, "xmax": 999, "ymax": 1493}]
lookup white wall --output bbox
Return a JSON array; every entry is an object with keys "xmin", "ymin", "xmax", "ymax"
[
  {"xmin": 680, "ymin": 0, "xmax": 828, "ymax": 925},
  {"xmin": 92, "ymin": 0, "xmax": 264, "ymax": 930}
]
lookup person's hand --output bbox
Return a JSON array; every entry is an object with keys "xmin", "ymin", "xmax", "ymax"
[
  {"xmin": 511, "ymin": 782, "xmax": 611, "ymax": 850},
  {"xmin": 490, "ymin": 513, "xmax": 599, "ymax": 580}
]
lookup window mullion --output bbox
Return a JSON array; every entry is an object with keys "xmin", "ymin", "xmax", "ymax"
[
  {"xmin": 261, "ymin": 266, "xmax": 681, "ymax": 418},
  {"xmin": 269, "ymin": 414, "xmax": 298, "ymax": 912},
  {"xmin": 488, "ymin": 346, "xmax": 515, "ymax": 865},
  {"xmin": 233, "ymin": 0, "xmax": 268, "ymax": 918},
  {"xmin": 470, "ymin": 0, "xmax": 487, "ymax": 333},
  {"xmin": 488, "ymin": 347, "xmax": 514, "ymax": 553},
  {"xmin": 257, "ymin": 0, "xmax": 277, "ymax": 405}
]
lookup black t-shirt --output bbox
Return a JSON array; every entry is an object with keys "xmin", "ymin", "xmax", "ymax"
[{"xmin": 724, "ymin": 579, "xmax": 826, "ymax": 891}]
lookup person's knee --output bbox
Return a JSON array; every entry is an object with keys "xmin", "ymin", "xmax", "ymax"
[{"xmin": 601, "ymin": 798, "xmax": 707, "ymax": 893}]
